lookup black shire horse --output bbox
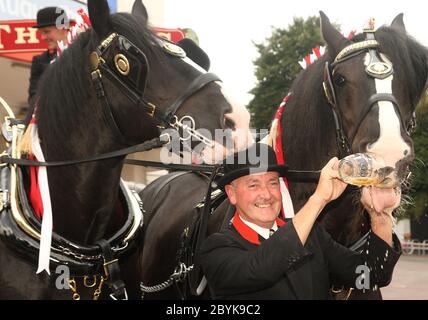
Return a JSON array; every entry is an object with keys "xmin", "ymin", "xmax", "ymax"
[
  {"xmin": 0, "ymin": 0, "xmax": 249, "ymax": 299},
  {"xmin": 138, "ymin": 12, "xmax": 428, "ymax": 299}
]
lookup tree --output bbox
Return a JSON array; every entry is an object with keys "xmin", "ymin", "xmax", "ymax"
[
  {"xmin": 247, "ymin": 16, "xmax": 323, "ymax": 130},
  {"xmin": 404, "ymin": 93, "xmax": 428, "ymax": 220}
]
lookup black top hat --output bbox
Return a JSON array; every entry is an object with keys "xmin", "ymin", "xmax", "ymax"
[
  {"xmin": 217, "ymin": 143, "xmax": 288, "ymax": 190},
  {"xmin": 33, "ymin": 7, "xmax": 72, "ymax": 29}
]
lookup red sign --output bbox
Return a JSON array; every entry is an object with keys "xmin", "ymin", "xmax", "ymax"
[
  {"xmin": 0, "ymin": 20, "xmax": 47, "ymax": 63},
  {"xmin": 0, "ymin": 20, "xmax": 186, "ymax": 63},
  {"xmin": 152, "ymin": 27, "xmax": 185, "ymax": 43}
]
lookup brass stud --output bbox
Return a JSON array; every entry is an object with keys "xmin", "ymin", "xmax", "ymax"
[
  {"xmin": 89, "ymin": 52, "xmax": 100, "ymax": 71},
  {"xmin": 367, "ymin": 62, "xmax": 392, "ymax": 76},
  {"xmin": 114, "ymin": 54, "xmax": 130, "ymax": 76},
  {"xmin": 162, "ymin": 42, "xmax": 186, "ymax": 58}
]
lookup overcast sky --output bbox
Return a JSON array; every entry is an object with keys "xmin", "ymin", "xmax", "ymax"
[{"xmin": 162, "ymin": 0, "xmax": 427, "ymax": 107}]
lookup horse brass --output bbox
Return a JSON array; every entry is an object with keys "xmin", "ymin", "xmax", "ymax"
[{"xmin": 114, "ymin": 54, "xmax": 130, "ymax": 76}]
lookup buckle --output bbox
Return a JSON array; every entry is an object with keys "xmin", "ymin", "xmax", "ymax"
[
  {"xmin": 103, "ymin": 258, "xmax": 119, "ymax": 278},
  {"xmin": 109, "ymin": 288, "xmax": 128, "ymax": 300},
  {"xmin": 2, "ymin": 117, "xmax": 13, "ymax": 143},
  {"xmin": 146, "ymin": 102, "xmax": 156, "ymax": 118},
  {"xmin": 91, "ymin": 69, "xmax": 102, "ymax": 80},
  {"xmin": 159, "ymin": 133, "xmax": 171, "ymax": 144}
]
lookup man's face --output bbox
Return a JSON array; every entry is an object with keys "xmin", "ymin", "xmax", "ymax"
[
  {"xmin": 39, "ymin": 26, "xmax": 68, "ymax": 50},
  {"xmin": 225, "ymin": 171, "xmax": 282, "ymax": 229}
]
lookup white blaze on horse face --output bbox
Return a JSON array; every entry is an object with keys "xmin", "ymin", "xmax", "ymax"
[
  {"xmin": 363, "ymin": 54, "xmax": 410, "ymax": 167},
  {"xmin": 219, "ymin": 83, "xmax": 253, "ymax": 150},
  {"xmin": 359, "ymin": 54, "xmax": 407, "ymax": 213}
]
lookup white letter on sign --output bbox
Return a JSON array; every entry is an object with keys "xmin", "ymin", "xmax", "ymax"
[{"xmin": 15, "ymin": 27, "xmax": 39, "ymax": 45}]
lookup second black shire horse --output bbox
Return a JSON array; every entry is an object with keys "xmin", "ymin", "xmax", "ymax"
[{"xmin": 138, "ymin": 12, "xmax": 428, "ymax": 299}]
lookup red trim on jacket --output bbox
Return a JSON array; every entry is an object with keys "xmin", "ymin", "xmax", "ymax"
[{"xmin": 232, "ymin": 212, "xmax": 285, "ymax": 245}]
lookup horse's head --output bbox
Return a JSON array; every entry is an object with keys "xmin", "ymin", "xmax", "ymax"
[
  {"xmin": 84, "ymin": 0, "xmax": 252, "ymax": 163},
  {"xmin": 320, "ymin": 12, "xmax": 428, "ymax": 214}
]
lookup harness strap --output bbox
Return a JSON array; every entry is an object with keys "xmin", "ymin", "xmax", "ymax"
[
  {"xmin": 348, "ymin": 231, "xmax": 370, "ymax": 251},
  {"xmin": 349, "ymin": 93, "xmax": 400, "ymax": 144},
  {"xmin": 220, "ymin": 203, "xmax": 235, "ymax": 231},
  {"xmin": 0, "ymin": 136, "xmax": 166, "ymax": 167},
  {"xmin": 124, "ymin": 159, "xmax": 214, "ymax": 172},
  {"xmin": 164, "ymin": 73, "xmax": 221, "ymax": 124},
  {"xmin": 96, "ymin": 239, "xmax": 128, "ymax": 300},
  {"xmin": 189, "ymin": 165, "xmax": 221, "ymax": 296},
  {"xmin": 91, "ymin": 70, "xmax": 132, "ymax": 145}
]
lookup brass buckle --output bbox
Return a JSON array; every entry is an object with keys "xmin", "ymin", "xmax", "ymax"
[
  {"xmin": 103, "ymin": 258, "xmax": 118, "ymax": 278},
  {"xmin": 91, "ymin": 69, "xmax": 102, "ymax": 80},
  {"xmin": 146, "ymin": 103, "xmax": 156, "ymax": 118}
]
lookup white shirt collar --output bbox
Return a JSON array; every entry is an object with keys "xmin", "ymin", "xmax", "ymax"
[{"xmin": 239, "ymin": 215, "xmax": 278, "ymax": 240}]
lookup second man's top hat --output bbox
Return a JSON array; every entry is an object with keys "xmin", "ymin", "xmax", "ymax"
[{"xmin": 33, "ymin": 7, "xmax": 72, "ymax": 29}]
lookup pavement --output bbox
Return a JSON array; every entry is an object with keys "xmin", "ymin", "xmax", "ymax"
[{"xmin": 381, "ymin": 254, "xmax": 428, "ymax": 300}]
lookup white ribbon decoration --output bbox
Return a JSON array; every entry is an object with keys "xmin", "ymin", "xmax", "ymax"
[
  {"xmin": 31, "ymin": 124, "xmax": 53, "ymax": 275},
  {"xmin": 280, "ymin": 179, "xmax": 295, "ymax": 218}
]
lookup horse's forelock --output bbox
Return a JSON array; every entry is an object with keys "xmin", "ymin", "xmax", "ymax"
[{"xmin": 37, "ymin": 30, "xmax": 94, "ymax": 157}]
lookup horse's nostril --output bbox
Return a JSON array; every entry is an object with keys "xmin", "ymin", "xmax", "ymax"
[
  {"xmin": 403, "ymin": 149, "xmax": 408, "ymax": 156},
  {"xmin": 378, "ymin": 166, "xmax": 394, "ymax": 178}
]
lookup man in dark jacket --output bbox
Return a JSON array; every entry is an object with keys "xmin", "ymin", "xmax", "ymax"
[
  {"xmin": 26, "ymin": 7, "xmax": 70, "ymax": 121},
  {"xmin": 200, "ymin": 143, "xmax": 401, "ymax": 299}
]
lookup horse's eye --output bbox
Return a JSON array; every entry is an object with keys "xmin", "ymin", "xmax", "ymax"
[{"xmin": 333, "ymin": 74, "xmax": 346, "ymax": 87}]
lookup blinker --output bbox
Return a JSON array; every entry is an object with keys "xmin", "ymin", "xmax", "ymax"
[{"xmin": 96, "ymin": 34, "xmax": 149, "ymax": 96}]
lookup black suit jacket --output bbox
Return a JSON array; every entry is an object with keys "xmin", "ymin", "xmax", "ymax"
[
  {"xmin": 26, "ymin": 50, "xmax": 56, "ymax": 122},
  {"xmin": 200, "ymin": 219, "xmax": 401, "ymax": 300}
]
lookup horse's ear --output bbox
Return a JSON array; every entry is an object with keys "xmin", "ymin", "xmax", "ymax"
[
  {"xmin": 88, "ymin": 0, "xmax": 111, "ymax": 40},
  {"xmin": 132, "ymin": 0, "xmax": 148, "ymax": 21},
  {"xmin": 320, "ymin": 11, "xmax": 351, "ymax": 56},
  {"xmin": 391, "ymin": 13, "xmax": 406, "ymax": 33}
]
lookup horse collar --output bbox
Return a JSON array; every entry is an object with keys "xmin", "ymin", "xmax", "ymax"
[{"xmin": 0, "ymin": 164, "xmax": 144, "ymax": 279}]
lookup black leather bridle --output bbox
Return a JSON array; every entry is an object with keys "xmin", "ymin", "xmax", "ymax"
[
  {"xmin": 90, "ymin": 32, "xmax": 221, "ymax": 147},
  {"xmin": 322, "ymin": 28, "xmax": 416, "ymax": 158}
]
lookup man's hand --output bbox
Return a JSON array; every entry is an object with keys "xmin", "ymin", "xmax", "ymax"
[
  {"xmin": 312, "ymin": 157, "xmax": 348, "ymax": 206},
  {"xmin": 365, "ymin": 206, "xmax": 394, "ymax": 247},
  {"xmin": 293, "ymin": 157, "xmax": 348, "ymax": 245}
]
